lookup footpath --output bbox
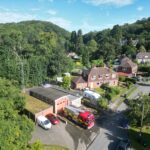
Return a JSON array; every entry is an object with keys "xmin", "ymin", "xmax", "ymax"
[{"xmin": 108, "ymin": 85, "xmax": 138, "ymax": 111}]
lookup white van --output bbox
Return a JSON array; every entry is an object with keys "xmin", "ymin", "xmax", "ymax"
[{"xmin": 37, "ymin": 116, "xmax": 51, "ymax": 129}]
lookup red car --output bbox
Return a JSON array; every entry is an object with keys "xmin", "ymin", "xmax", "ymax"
[{"xmin": 46, "ymin": 114, "xmax": 60, "ymax": 125}]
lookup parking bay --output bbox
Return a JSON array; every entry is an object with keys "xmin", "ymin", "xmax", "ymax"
[{"xmin": 31, "ymin": 120, "xmax": 100, "ymax": 150}]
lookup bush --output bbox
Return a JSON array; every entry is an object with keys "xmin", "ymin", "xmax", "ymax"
[
  {"xmin": 125, "ymin": 77, "xmax": 136, "ymax": 84},
  {"xmin": 105, "ymin": 93, "xmax": 112, "ymax": 101},
  {"xmin": 99, "ymin": 98, "xmax": 108, "ymax": 109},
  {"xmin": 119, "ymin": 76, "xmax": 126, "ymax": 82}
]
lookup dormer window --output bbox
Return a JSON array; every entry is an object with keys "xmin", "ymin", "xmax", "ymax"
[
  {"xmin": 105, "ymin": 74, "xmax": 109, "ymax": 78},
  {"xmin": 91, "ymin": 75, "xmax": 96, "ymax": 80}
]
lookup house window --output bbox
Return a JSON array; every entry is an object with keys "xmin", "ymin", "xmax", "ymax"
[
  {"xmin": 98, "ymin": 75, "xmax": 103, "ymax": 79},
  {"xmin": 105, "ymin": 74, "xmax": 109, "ymax": 78},
  {"xmin": 112, "ymin": 74, "xmax": 116, "ymax": 79},
  {"xmin": 123, "ymin": 68, "xmax": 127, "ymax": 71},
  {"xmin": 91, "ymin": 75, "xmax": 96, "ymax": 80}
]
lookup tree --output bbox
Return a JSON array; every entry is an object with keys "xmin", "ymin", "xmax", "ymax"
[
  {"xmin": 76, "ymin": 29, "xmax": 84, "ymax": 55},
  {"xmin": 91, "ymin": 59, "xmax": 104, "ymax": 67},
  {"xmin": 82, "ymin": 46, "xmax": 90, "ymax": 67},
  {"xmin": 139, "ymin": 45, "xmax": 146, "ymax": 52},
  {"xmin": 128, "ymin": 95, "xmax": 150, "ymax": 128},
  {"xmin": 0, "ymin": 78, "xmax": 34, "ymax": 150},
  {"xmin": 110, "ymin": 25, "xmax": 122, "ymax": 41},
  {"xmin": 48, "ymin": 48, "xmax": 73, "ymax": 76},
  {"xmin": 87, "ymin": 39, "xmax": 97, "ymax": 53},
  {"xmin": 62, "ymin": 76, "xmax": 71, "ymax": 89}
]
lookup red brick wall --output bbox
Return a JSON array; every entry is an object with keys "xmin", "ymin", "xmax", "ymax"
[
  {"xmin": 88, "ymin": 79, "xmax": 118, "ymax": 89},
  {"xmin": 35, "ymin": 107, "xmax": 53, "ymax": 118},
  {"xmin": 55, "ymin": 96, "xmax": 69, "ymax": 114}
]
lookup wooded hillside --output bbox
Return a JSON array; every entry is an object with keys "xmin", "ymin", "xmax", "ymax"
[
  {"xmin": 0, "ymin": 18, "xmax": 150, "ymax": 86},
  {"xmin": 0, "ymin": 20, "xmax": 73, "ymax": 86}
]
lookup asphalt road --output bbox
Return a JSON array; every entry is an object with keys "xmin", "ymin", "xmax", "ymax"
[
  {"xmin": 88, "ymin": 110, "xmax": 128, "ymax": 150},
  {"xmin": 128, "ymin": 84, "xmax": 150, "ymax": 99},
  {"xmin": 87, "ymin": 84, "xmax": 150, "ymax": 150}
]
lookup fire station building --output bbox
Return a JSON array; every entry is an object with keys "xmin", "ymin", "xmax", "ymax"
[{"xmin": 29, "ymin": 86, "xmax": 82, "ymax": 115}]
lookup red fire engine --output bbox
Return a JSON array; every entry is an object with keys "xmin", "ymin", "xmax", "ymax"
[{"xmin": 64, "ymin": 105, "xmax": 95, "ymax": 129}]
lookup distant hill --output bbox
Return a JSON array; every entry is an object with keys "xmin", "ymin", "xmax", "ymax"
[{"xmin": 0, "ymin": 20, "xmax": 70, "ymax": 39}]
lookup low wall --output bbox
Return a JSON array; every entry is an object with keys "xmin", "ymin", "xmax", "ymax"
[{"xmin": 35, "ymin": 107, "xmax": 53, "ymax": 119}]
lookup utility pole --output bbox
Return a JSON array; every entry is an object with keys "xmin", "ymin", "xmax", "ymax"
[
  {"xmin": 13, "ymin": 50, "xmax": 25, "ymax": 92},
  {"xmin": 140, "ymin": 102, "xmax": 144, "ymax": 136}
]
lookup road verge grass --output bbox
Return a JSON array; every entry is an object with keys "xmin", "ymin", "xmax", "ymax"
[{"xmin": 129, "ymin": 126, "xmax": 150, "ymax": 150}]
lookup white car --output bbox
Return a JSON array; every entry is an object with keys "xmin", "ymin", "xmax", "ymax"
[{"xmin": 37, "ymin": 116, "xmax": 51, "ymax": 129}]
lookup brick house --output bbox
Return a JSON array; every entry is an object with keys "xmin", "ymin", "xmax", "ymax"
[
  {"xmin": 117, "ymin": 57, "xmax": 138, "ymax": 77},
  {"xmin": 136, "ymin": 52, "xmax": 150, "ymax": 63},
  {"xmin": 72, "ymin": 67, "xmax": 118, "ymax": 90}
]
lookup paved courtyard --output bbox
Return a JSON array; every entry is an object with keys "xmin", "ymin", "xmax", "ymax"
[{"xmin": 31, "ymin": 121, "xmax": 100, "ymax": 150}]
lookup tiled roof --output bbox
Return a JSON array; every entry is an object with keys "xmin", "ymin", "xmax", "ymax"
[
  {"xmin": 120, "ymin": 57, "xmax": 137, "ymax": 68},
  {"xmin": 72, "ymin": 76, "xmax": 87, "ymax": 84},
  {"xmin": 136, "ymin": 52, "xmax": 150, "ymax": 59},
  {"xmin": 89, "ymin": 67, "xmax": 112, "ymax": 76}
]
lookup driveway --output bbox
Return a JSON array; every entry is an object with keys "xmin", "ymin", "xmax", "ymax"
[
  {"xmin": 128, "ymin": 84, "xmax": 150, "ymax": 99},
  {"xmin": 31, "ymin": 121, "xmax": 99, "ymax": 150}
]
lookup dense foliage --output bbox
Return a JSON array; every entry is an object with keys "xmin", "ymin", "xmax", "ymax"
[
  {"xmin": 0, "ymin": 20, "xmax": 72, "ymax": 86},
  {"xmin": 128, "ymin": 95, "xmax": 150, "ymax": 127},
  {"xmin": 0, "ymin": 78, "xmax": 34, "ymax": 150},
  {"xmin": 1, "ymin": 18, "xmax": 150, "ymax": 87},
  {"xmin": 70, "ymin": 17, "xmax": 150, "ymax": 66}
]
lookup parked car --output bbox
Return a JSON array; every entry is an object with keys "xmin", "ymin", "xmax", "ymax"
[
  {"xmin": 116, "ymin": 139, "xmax": 130, "ymax": 150},
  {"xmin": 46, "ymin": 114, "xmax": 60, "ymax": 125},
  {"xmin": 37, "ymin": 115, "xmax": 51, "ymax": 129}
]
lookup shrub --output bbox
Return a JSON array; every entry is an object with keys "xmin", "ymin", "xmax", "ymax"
[
  {"xmin": 119, "ymin": 76, "xmax": 126, "ymax": 82},
  {"xmin": 99, "ymin": 98, "xmax": 108, "ymax": 109}
]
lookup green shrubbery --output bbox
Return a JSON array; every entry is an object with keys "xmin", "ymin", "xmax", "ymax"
[{"xmin": 98, "ymin": 84, "xmax": 121, "ymax": 109}]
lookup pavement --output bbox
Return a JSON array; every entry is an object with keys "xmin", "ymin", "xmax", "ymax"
[
  {"xmin": 128, "ymin": 84, "xmax": 150, "ymax": 99},
  {"xmin": 31, "ymin": 120, "xmax": 99, "ymax": 150}
]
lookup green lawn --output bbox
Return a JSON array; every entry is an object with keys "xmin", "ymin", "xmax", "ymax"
[
  {"xmin": 95, "ymin": 86, "xmax": 128, "ymax": 102},
  {"xmin": 129, "ymin": 126, "xmax": 150, "ymax": 150},
  {"xmin": 24, "ymin": 94, "xmax": 51, "ymax": 114},
  {"xmin": 126, "ymin": 85, "xmax": 138, "ymax": 98},
  {"xmin": 43, "ymin": 145, "xmax": 69, "ymax": 150},
  {"xmin": 95, "ymin": 87, "xmax": 105, "ymax": 95}
]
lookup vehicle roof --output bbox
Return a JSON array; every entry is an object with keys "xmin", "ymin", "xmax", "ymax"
[
  {"xmin": 37, "ymin": 116, "xmax": 48, "ymax": 122},
  {"xmin": 79, "ymin": 111, "xmax": 93, "ymax": 119},
  {"xmin": 84, "ymin": 90, "xmax": 101, "ymax": 98}
]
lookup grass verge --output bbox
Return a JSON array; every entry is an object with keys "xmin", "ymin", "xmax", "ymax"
[
  {"xmin": 129, "ymin": 126, "xmax": 150, "ymax": 150},
  {"xmin": 43, "ymin": 145, "xmax": 69, "ymax": 150}
]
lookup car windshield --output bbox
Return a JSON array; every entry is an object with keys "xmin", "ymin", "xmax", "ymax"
[
  {"xmin": 86, "ymin": 117, "xmax": 94, "ymax": 124},
  {"xmin": 44, "ymin": 120, "xmax": 50, "ymax": 125}
]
